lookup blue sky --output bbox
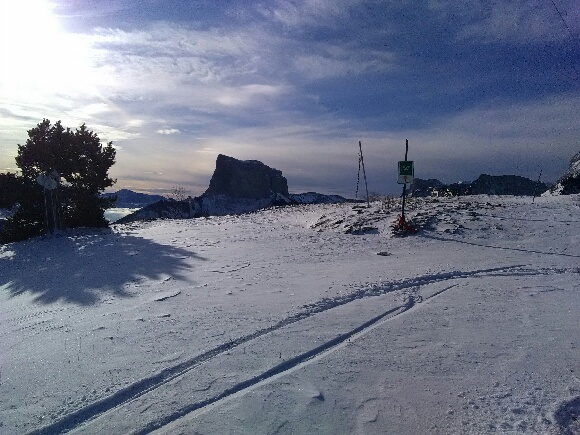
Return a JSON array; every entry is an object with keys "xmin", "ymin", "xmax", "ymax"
[{"xmin": 1, "ymin": 0, "xmax": 578, "ymax": 197}]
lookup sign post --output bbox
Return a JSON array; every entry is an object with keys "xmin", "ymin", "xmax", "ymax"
[
  {"xmin": 36, "ymin": 170, "xmax": 60, "ymax": 234},
  {"xmin": 398, "ymin": 139, "xmax": 414, "ymax": 222}
]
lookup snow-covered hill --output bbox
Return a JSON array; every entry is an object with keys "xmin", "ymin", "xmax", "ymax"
[
  {"xmin": 0, "ymin": 195, "xmax": 578, "ymax": 434},
  {"xmin": 116, "ymin": 192, "xmax": 350, "ymax": 224}
]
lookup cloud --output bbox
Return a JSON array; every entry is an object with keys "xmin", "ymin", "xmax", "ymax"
[
  {"xmin": 157, "ymin": 129, "xmax": 180, "ymax": 135},
  {"xmin": 256, "ymin": 0, "xmax": 366, "ymax": 28},
  {"xmin": 125, "ymin": 119, "xmax": 145, "ymax": 128},
  {"xmin": 294, "ymin": 46, "xmax": 394, "ymax": 79},
  {"xmin": 428, "ymin": 0, "xmax": 579, "ymax": 43},
  {"xmin": 215, "ymin": 84, "xmax": 289, "ymax": 107},
  {"xmin": 91, "ymin": 124, "xmax": 141, "ymax": 142},
  {"xmin": 80, "ymin": 23, "xmax": 290, "ymax": 113},
  {"xmin": 66, "ymin": 103, "xmax": 112, "ymax": 120},
  {"xmin": 89, "ymin": 23, "xmax": 260, "ymax": 77},
  {"xmin": 437, "ymin": 95, "xmax": 579, "ymax": 141}
]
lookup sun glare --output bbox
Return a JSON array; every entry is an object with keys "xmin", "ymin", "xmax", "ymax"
[{"xmin": 0, "ymin": 0, "xmax": 98, "ymax": 100}]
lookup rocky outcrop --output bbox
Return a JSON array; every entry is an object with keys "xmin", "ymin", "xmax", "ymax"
[
  {"xmin": 204, "ymin": 154, "xmax": 289, "ymax": 199},
  {"xmin": 409, "ymin": 179, "xmax": 446, "ymax": 197},
  {"xmin": 548, "ymin": 150, "xmax": 580, "ymax": 195}
]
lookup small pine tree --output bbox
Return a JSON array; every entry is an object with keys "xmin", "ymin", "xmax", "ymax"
[
  {"xmin": 0, "ymin": 172, "xmax": 22, "ymax": 209},
  {"xmin": 1, "ymin": 119, "xmax": 116, "ymax": 243}
]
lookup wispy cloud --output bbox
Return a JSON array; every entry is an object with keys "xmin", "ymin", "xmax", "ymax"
[
  {"xmin": 256, "ymin": 0, "xmax": 366, "ymax": 28},
  {"xmin": 294, "ymin": 45, "xmax": 395, "ymax": 79},
  {"xmin": 429, "ymin": 0, "xmax": 579, "ymax": 43},
  {"xmin": 214, "ymin": 84, "xmax": 290, "ymax": 107},
  {"xmin": 157, "ymin": 128, "xmax": 180, "ymax": 135},
  {"xmin": 66, "ymin": 103, "xmax": 112, "ymax": 120}
]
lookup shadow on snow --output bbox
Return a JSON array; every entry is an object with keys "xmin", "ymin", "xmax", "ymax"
[
  {"xmin": 421, "ymin": 234, "xmax": 580, "ymax": 259},
  {"xmin": 0, "ymin": 229, "xmax": 206, "ymax": 306}
]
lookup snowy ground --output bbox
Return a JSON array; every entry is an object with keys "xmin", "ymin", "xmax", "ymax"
[
  {"xmin": 0, "ymin": 195, "xmax": 579, "ymax": 434},
  {"xmin": 104, "ymin": 208, "xmax": 139, "ymax": 223}
]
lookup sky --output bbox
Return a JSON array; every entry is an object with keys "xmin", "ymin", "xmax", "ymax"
[{"xmin": 0, "ymin": 0, "xmax": 579, "ymax": 197}]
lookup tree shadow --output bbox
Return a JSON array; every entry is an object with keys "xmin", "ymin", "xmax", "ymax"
[{"xmin": 0, "ymin": 229, "xmax": 207, "ymax": 305}]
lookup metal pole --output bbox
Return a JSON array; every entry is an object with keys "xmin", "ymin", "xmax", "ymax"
[
  {"xmin": 43, "ymin": 187, "xmax": 49, "ymax": 233},
  {"xmin": 532, "ymin": 169, "xmax": 542, "ymax": 204},
  {"xmin": 356, "ymin": 149, "xmax": 361, "ymax": 200},
  {"xmin": 401, "ymin": 139, "xmax": 408, "ymax": 221}
]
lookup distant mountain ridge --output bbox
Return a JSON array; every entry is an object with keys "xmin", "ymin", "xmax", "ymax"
[
  {"xmin": 289, "ymin": 192, "xmax": 349, "ymax": 204},
  {"xmin": 411, "ymin": 174, "xmax": 547, "ymax": 197},
  {"xmin": 102, "ymin": 189, "xmax": 167, "ymax": 208}
]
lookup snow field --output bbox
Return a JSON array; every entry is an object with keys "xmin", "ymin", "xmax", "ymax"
[{"xmin": 0, "ymin": 195, "xmax": 578, "ymax": 434}]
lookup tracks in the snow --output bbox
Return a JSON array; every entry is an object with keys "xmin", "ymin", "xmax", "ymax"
[{"xmin": 28, "ymin": 264, "xmax": 567, "ymax": 435}]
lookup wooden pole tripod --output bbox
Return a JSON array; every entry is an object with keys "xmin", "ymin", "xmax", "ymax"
[{"xmin": 356, "ymin": 141, "xmax": 370, "ymax": 207}]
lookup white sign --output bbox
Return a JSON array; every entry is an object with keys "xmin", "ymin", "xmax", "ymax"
[
  {"xmin": 397, "ymin": 174, "xmax": 414, "ymax": 184},
  {"xmin": 36, "ymin": 172, "xmax": 59, "ymax": 190}
]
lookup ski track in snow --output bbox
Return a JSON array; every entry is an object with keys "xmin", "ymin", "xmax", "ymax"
[{"xmin": 28, "ymin": 264, "xmax": 575, "ymax": 435}]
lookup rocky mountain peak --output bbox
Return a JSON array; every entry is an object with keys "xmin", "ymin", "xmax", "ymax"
[{"xmin": 204, "ymin": 154, "xmax": 289, "ymax": 199}]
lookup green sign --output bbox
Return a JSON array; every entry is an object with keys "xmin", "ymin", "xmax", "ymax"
[
  {"xmin": 398, "ymin": 161, "xmax": 414, "ymax": 184},
  {"xmin": 398, "ymin": 161, "xmax": 414, "ymax": 176}
]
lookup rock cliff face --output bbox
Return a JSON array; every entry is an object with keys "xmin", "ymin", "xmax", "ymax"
[
  {"xmin": 548, "ymin": 150, "xmax": 580, "ymax": 195},
  {"xmin": 204, "ymin": 154, "xmax": 289, "ymax": 199}
]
